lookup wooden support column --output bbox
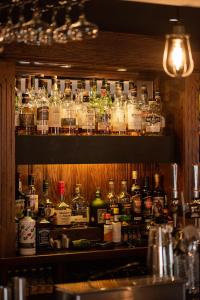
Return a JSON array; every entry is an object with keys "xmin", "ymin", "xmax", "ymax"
[{"xmin": 0, "ymin": 60, "xmax": 16, "ymax": 257}]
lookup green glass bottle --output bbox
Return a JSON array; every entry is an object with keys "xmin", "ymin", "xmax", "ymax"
[{"xmin": 90, "ymin": 188, "xmax": 107, "ymax": 226}]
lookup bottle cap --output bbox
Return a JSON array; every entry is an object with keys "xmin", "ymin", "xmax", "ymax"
[{"xmin": 58, "ymin": 181, "xmax": 65, "ymax": 195}]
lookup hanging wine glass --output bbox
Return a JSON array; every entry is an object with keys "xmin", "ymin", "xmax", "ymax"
[
  {"xmin": 39, "ymin": 10, "xmax": 57, "ymax": 46},
  {"xmin": 21, "ymin": 7, "xmax": 48, "ymax": 46},
  {"xmin": 3, "ymin": 9, "xmax": 15, "ymax": 44},
  {"xmin": 53, "ymin": 7, "xmax": 71, "ymax": 44},
  {"xmin": 68, "ymin": 1, "xmax": 98, "ymax": 41}
]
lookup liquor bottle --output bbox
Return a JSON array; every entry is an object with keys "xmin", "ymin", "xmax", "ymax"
[
  {"xmin": 130, "ymin": 171, "xmax": 142, "ymax": 224},
  {"xmin": 70, "ymin": 184, "xmax": 89, "ymax": 227},
  {"xmin": 126, "ymin": 83, "xmax": 142, "ymax": 136},
  {"xmin": 106, "ymin": 179, "xmax": 120, "ymax": 221},
  {"xmin": 15, "ymin": 172, "xmax": 25, "ymax": 220},
  {"xmin": 96, "ymin": 79, "xmax": 111, "ymax": 134},
  {"xmin": 48, "ymin": 76, "xmax": 61, "ymax": 135},
  {"xmin": 112, "ymin": 215, "xmax": 122, "ymax": 243},
  {"xmin": 36, "ymin": 78, "xmax": 49, "ymax": 135},
  {"xmin": 155, "ymin": 91, "xmax": 165, "ymax": 135},
  {"xmin": 26, "ymin": 174, "xmax": 39, "ymax": 219},
  {"xmin": 152, "ymin": 173, "xmax": 165, "ymax": 223},
  {"xmin": 143, "ymin": 97, "xmax": 162, "ymax": 136},
  {"xmin": 36, "ymin": 206, "xmax": 51, "ymax": 251},
  {"xmin": 170, "ymin": 163, "xmax": 179, "ymax": 229},
  {"xmin": 19, "ymin": 208, "xmax": 36, "ymax": 256},
  {"xmin": 53, "ymin": 181, "xmax": 71, "ymax": 226},
  {"xmin": 111, "ymin": 83, "xmax": 126, "ymax": 135},
  {"xmin": 40, "ymin": 179, "xmax": 55, "ymax": 223},
  {"xmin": 61, "ymin": 80, "xmax": 77, "ymax": 135},
  {"xmin": 18, "ymin": 92, "xmax": 35, "ymax": 135},
  {"xmin": 90, "ymin": 188, "xmax": 107, "ymax": 226},
  {"xmin": 142, "ymin": 176, "xmax": 153, "ymax": 226},
  {"xmin": 118, "ymin": 180, "xmax": 132, "ymax": 225},
  {"xmin": 189, "ymin": 164, "xmax": 200, "ymax": 226},
  {"xmin": 103, "ymin": 213, "xmax": 113, "ymax": 242}
]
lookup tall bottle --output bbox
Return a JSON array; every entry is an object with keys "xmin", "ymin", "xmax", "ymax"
[
  {"xmin": 111, "ymin": 83, "xmax": 126, "ymax": 135},
  {"xmin": 40, "ymin": 179, "xmax": 55, "ymax": 222},
  {"xmin": 26, "ymin": 174, "xmax": 39, "ymax": 219},
  {"xmin": 142, "ymin": 176, "xmax": 153, "ymax": 225},
  {"xmin": 18, "ymin": 92, "xmax": 35, "ymax": 135},
  {"xmin": 106, "ymin": 180, "xmax": 120, "ymax": 221},
  {"xmin": 170, "ymin": 163, "xmax": 179, "ymax": 229},
  {"xmin": 96, "ymin": 79, "xmax": 111, "ymax": 134},
  {"xmin": 130, "ymin": 171, "xmax": 142, "ymax": 224},
  {"xmin": 118, "ymin": 180, "xmax": 132, "ymax": 225},
  {"xmin": 152, "ymin": 173, "xmax": 165, "ymax": 223},
  {"xmin": 189, "ymin": 164, "xmax": 200, "ymax": 226},
  {"xmin": 19, "ymin": 208, "xmax": 36, "ymax": 256},
  {"xmin": 48, "ymin": 76, "xmax": 61, "ymax": 135},
  {"xmin": 36, "ymin": 78, "xmax": 49, "ymax": 135},
  {"xmin": 53, "ymin": 181, "xmax": 71, "ymax": 226},
  {"xmin": 71, "ymin": 184, "xmax": 89, "ymax": 227},
  {"xmin": 90, "ymin": 188, "xmax": 107, "ymax": 226}
]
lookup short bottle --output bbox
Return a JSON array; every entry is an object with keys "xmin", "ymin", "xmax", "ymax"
[
  {"xmin": 19, "ymin": 208, "xmax": 36, "ymax": 256},
  {"xmin": 53, "ymin": 181, "xmax": 71, "ymax": 226},
  {"xmin": 90, "ymin": 188, "xmax": 107, "ymax": 226},
  {"xmin": 71, "ymin": 184, "xmax": 89, "ymax": 227}
]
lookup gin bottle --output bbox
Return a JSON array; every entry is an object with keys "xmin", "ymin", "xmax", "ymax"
[{"xmin": 48, "ymin": 76, "xmax": 61, "ymax": 135}]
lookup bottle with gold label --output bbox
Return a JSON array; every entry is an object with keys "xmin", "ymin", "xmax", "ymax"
[
  {"xmin": 53, "ymin": 181, "xmax": 71, "ymax": 226},
  {"xmin": 131, "ymin": 171, "xmax": 142, "ymax": 224}
]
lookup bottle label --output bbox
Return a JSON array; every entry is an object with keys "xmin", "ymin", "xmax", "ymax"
[
  {"xmin": 144, "ymin": 196, "xmax": 153, "ymax": 209},
  {"xmin": 121, "ymin": 203, "xmax": 132, "ymax": 216},
  {"xmin": 61, "ymin": 118, "xmax": 76, "ymax": 127},
  {"xmin": 37, "ymin": 106, "xmax": 49, "ymax": 121},
  {"xmin": 37, "ymin": 228, "xmax": 50, "ymax": 247},
  {"xmin": 49, "ymin": 107, "xmax": 61, "ymax": 128},
  {"xmin": 153, "ymin": 196, "xmax": 164, "ymax": 208},
  {"xmin": 19, "ymin": 219, "xmax": 36, "ymax": 249},
  {"xmin": 82, "ymin": 111, "xmax": 95, "ymax": 130},
  {"xmin": 127, "ymin": 107, "xmax": 142, "ymax": 130},
  {"xmin": 145, "ymin": 115, "xmax": 161, "ymax": 133},
  {"xmin": 97, "ymin": 208, "xmax": 107, "ymax": 224},
  {"xmin": 132, "ymin": 195, "xmax": 142, "ymax": 213},
  {"xmin": 54, "ymin": 208, "xmax": 71, "ymax": 225},
  {"xmin": 27, "ymin": 195, "xmax": 38, "ymax": 213},
  {"xmin": 19, "ymin": 113, "xmax": 34, "ymax": 127},
  {"xmin": 15, "ymin": 199, "xmax": 25, "ymax": 219}
]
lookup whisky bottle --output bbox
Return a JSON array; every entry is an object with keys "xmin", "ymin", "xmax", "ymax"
[
  {"xmin": 111, "ymin": 83, "xmax": 126, "ymax": 135},
  {"xmin": 36, "ymin": 79, "xmax": 49, "ymax": 135},
  {"xmin": 26, "ymin": 174, "xmax": 39, "ymax": 219},
  {"xmin": 131, "ymin": 171, "xmax": 142, "ymax": 224},
  {"xmin": 152, "ymin": 173, "xmax": 165, "ymax": 223},
  {"xmin": 18, "ymin": 92, "xmax": 35, "ymax": 135},
  {"xmin": 189, "ymin": 164, "xmax": 200, "ymax": 226},
  {"xmin": 19, "ymin": 208, "xmax": 36, "ymax": 256},
  {"xmin": 71, "ymin": 184, "xmax": 89, "ymax": 227},
  {"xmin": 48, "ymin": 76, "xmax": 61, "ymax": 135},
  {"xmin": 170, "ymin": 163, "xmax": 179, "ymax": 229},
  {"xmin": 118, "ymin": 180, "xmax": 132, "ymax": 225},
  {"xmin": 36, "ymin": 206, "xmax": 51, "ymax": 251},
  {"xmin": 106, "ymin": 179, "xmax": 120, "ymax": 221},
  {"xmin": 53, "ymin": 181, "xmax": 71, "ymax": 226},
  {"xmin": 90, "ymin": 188, "xmax": 107, "ymax": 226},
  {"xmin": 40, "ymin": 180, "xmax": 55, "ymax": 223},
  {"xmin": 142, "ymin": 176, "xmax": 153, "ymax": 225},
  {"xmin": 126, "ymin": 84, "xmax": 142, "ymax": 136}
]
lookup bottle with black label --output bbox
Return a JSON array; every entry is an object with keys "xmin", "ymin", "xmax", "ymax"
[
  {"xmin": 130, "ymin": 171, "xmax": 142, "ymax": 224},
  {"xmin": 142, "ymin": 176, "xmax": 153, "ymax": 228},
  {"xmin": 90, "ymin": 188, "xmax": 107, "ymax": 226},
  {"xmin": 152, "ymin": 173, "xmax": 165, "ymax": 223},
  {"xmin": 37, "ymin": 206, "xmax": 51, "ymax": 251}
]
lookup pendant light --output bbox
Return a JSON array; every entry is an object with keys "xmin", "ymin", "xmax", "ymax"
[{"xmin": 163, "ymin": 21, "xmax": 194, "ymax": 78}]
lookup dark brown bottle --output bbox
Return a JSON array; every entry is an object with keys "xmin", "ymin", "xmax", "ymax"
[
  {"xmin": 142, "ymin": 176, "xmax": 153, "ymax": 225},
  {"xmin": 152, "ymin": 173, "xmax": 165, "ymax": 223},
  {"xmin": 131, "ymin": 171, "xmax": 142, "ymax": 224}
]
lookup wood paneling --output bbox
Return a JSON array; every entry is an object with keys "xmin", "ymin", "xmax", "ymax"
[{"xmin": 0, "ymin": 61, "xmax": 16, "ymax": 257}]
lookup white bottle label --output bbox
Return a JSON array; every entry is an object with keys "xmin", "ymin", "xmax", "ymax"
[
  {"xmin": 127, "ymin": 106, "xmax": 142, "ymax": 130},
  {"xmin": 19, "ymin": 218, "xmax": 36, "ymax": 255},
  {"xmin": 49, "ymin": 107, "xmax": 61, "ymax": 128},
  {"xmin": 54, "ymin": 208, "xmax": 71, "ymax": 225}
]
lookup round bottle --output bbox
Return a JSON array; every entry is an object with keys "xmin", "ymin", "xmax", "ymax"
[{"xmin": 19, "ymin": 208, "xmax": 36, "ymax": 255}]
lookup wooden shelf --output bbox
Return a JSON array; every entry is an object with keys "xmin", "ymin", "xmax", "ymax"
[
  {"xmin": 0, "ymin": 246, "xmax": 147, "ymax": 268},
  {"xmin": 16, "ymin": 135, "xmax": 176, "ymax": 164}
]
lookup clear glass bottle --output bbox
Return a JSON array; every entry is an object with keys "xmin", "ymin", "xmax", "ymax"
[
  {"xmin": 106, "ymin": 180, "xmax": 120, "ymax": 221},
  {"xmin": 26, "ymin": 174, "xmax": 39, "ymax": 219},
  {"xmin": 61, "ymin": 80, "xmax": 77, "ymax": 135},
  {"xmin": 111, "ymin": 93, "xmax": 126, "ymax": 135},
  {"xmin": 143, "ymin": 97, "xmax": 162, "ymax": 136},
  {"xmin": 155, "ymin": 91, "xmax": 166, "ymax": 134},
  {"xmin": 18, "ymin": 92, "xmax": 35, "ymax": 135},
  {"xmin": 53, "ymin": 181, "xmax": 71, "ymax": 226},
  {"xmin": 118, "ymin": 180, "xmax": 132, "ymax": 225},
  {"xmin": 90, "ymin": 188, "xmax": 107, "ymax": 226},
  {"xmin": 36, "ymin": 79, "xmax": 49, "ymax": 135},
  {"xmin": 48, "ymin": 76, "xmax": 61, "ymax": 135},
  {"xmin": 71, "ymin": 184, "xmax": 89, "ymax": 227},
  {"xmin": 40, "ymin": 179, "xmax": 55, "ymax": 223},
  {"xmin": 126, "ymin": 83, "xmax": 142, "ymax": 136}
]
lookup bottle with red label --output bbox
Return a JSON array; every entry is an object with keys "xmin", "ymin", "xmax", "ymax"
[{"xmin": 131, "ymin": 170, "xmax": 142, "ymax": 224}]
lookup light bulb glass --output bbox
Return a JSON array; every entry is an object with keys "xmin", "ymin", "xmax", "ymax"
[{"xmin": 163, "ymin": 32, "xmax": 194, "ymax": 78}]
